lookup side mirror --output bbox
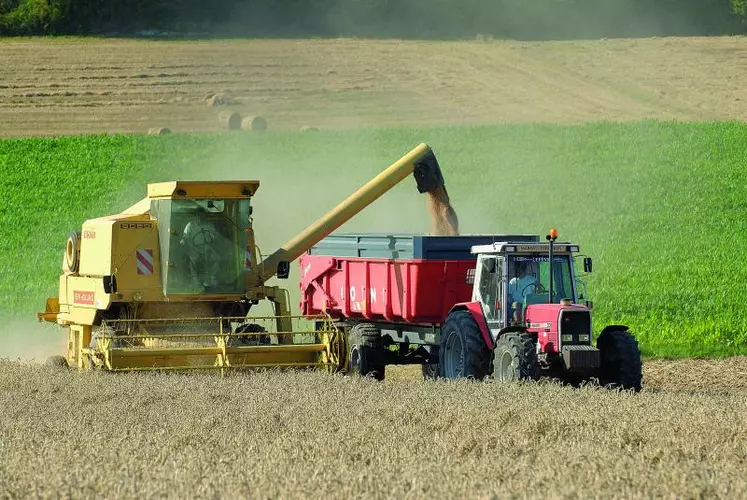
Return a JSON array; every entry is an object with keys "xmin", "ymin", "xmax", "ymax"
[
  {"xmin": 277, "ymin": 261, "xmax": 290, "ymax": 279},
  {"xmin": 583, "ymin": 257, "xmax": 593, "ymax": 273}
]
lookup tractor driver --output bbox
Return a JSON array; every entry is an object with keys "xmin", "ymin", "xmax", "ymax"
[
  {"xmin": 508, "ymin": 260, "xmax": 541, "ymax": 305},
  {"xmin": 180, "ymin": 206, "xmax": 221, "ymax": 288}
]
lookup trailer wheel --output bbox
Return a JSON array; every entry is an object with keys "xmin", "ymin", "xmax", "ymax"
[
  {"xmin": 597, "ymin": 329, "xmax": 642, "ymax": 392},
  {"xmin": 438, "ymin": 310, "xmax": 491, "ymax": 380},
  {"xmin": 348, "ymin": 323, "xmax": 385, "ymax": 381},
  {"xmin": 493, "ymin": 332, "xmax": 539, "ymax": 382},
  {"xmin": 421, "ymin": 363, "xmax": 439, "ymax": 380}
]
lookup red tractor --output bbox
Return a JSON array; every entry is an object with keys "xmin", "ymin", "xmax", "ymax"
[{"xmin": 300, "ymin": 229, "xmax": 643, "ymax": 390}]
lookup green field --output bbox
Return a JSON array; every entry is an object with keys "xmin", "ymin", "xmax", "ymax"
[{"xmin": 1, "ymin": 120, "xmax": 745, "ymax": 357}]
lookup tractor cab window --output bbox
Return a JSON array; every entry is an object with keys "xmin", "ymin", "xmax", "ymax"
[
  {"xmin": 474, "ymin": 255, "xmax": 503, "ymax": 324},
  {"xmin": 153, "ymin": 198, "xmax": 250, "ymax": 295},
  {"xmin": 508, "ymin": 254, "xmax": 575, "ymax": 306}
]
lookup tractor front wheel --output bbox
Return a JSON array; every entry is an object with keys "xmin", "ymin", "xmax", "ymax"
[
  {"xmin": 438, "ymin": 310, "xmax": 491, "ymax": 380},
  {"xmin": 493, "ymin": 332, "xmax": 539, "ymax": 382},
  {"xmin": 597, "ymin": 329, "xmax": 643, "ymax": 392},
  {"xmin": 347, "ymin": 323, "xmax": 385, "ymax": 381}
]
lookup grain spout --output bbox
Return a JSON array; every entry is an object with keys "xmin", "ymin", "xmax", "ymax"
[{"xmin": 426, "ymin": 185, "xmax": 459, "ymax": 236}]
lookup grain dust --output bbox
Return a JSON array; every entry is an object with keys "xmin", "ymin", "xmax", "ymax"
[{"xmin": 426, "ymin": 185, "xmax": 459, "ymax": 235}]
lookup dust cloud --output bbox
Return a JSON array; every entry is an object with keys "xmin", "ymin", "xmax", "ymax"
[
  {"xmin": 224, "ymin": 1, "xmax": 738, "ymax": 41},
  {"xmin": 0, "ymin": 319, "xmax": 66, "ymax": 362},
  {"xmin": 179, "ymin": 138, "xmax": 435, "ymax": 315}
]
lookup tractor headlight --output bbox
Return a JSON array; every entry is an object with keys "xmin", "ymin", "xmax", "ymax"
[
  {"xmin": 579, "ymin": 334, "xmax": 590, "ymax": 342},
  {"xmin": 561, "ymin": 334, "xmax": 573, "ymax": 342}
]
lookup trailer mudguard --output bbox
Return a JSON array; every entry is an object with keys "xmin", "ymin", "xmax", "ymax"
[{"xmin": 448, "ymin": 302, "xmax": 494, "ymax": 350}]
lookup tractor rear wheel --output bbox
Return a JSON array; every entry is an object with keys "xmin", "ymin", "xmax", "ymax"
[
  {"xmin": 597, "ymin": 329, "xmax": 643, "ymax": 392},
  {"xmin": 493, "ymin": 332, "xmax": 539, "ymax": 382},
  {"xmin": 438, "ymin": 310, "xmax": 491, "ymax": 380},
  {"xmin": 347, "ymin": 323, "xmax": 385, "ymax": 381}
]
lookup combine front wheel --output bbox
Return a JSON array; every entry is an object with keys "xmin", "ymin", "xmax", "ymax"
[
  {"xmin": 45, "ymin": 355, "xmax": 69, "ymax": 369},
  {"xmin": 597, "ymin": 328, "xmax": 642, "ymax": 392}
]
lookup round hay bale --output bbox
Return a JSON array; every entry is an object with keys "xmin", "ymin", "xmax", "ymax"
[
  {"xmin": 206, "ymin": 94, "xmax": 222, "ymax": 107},
  {"xmin": 299, "ymin": 125, "xmax": 319, "ymax": 133},
  {"xmin": 148, "ymin": 127, "xmax": 171, "ymax": 136},
  {"xmin": 219, "ymin": 111, "xmax": 242, "ymax": 130},
  {"xmin": 241, "ymin": 115, "xmax": 267, "ymax": 132}
]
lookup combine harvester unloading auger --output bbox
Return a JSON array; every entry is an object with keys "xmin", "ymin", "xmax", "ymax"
[{"xmin": 38, "ymin": 143, "xmax": 448, "ymax": 372}]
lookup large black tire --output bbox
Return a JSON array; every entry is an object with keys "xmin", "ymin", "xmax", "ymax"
[
  {"xmin": 493, "ymin": 332, "xmax": 539, "ymax": 382},
  {"xmin": 348, "ymin": 323, "xmax": 385, "ymax": 381},
  {"xmin": 438, "ymin": 310, "xmax": 491, "ymax": 380},
  {"xmin": 597, "ymin": 329, "xmax": 643, "ymax": 392}
]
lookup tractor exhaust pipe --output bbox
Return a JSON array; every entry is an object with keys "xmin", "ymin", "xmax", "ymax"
[{"xmin": 547, "ymin": 228, "xmax": 558, "ymax": 303}]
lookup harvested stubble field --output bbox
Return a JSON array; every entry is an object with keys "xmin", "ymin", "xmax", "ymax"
[
  {"xmin": 1, "ymin": 36, "xmax": 747, "ymax": 136},
  {"xmin": 0, "ymin": 360, "xmax": 746, "ymax": 499}
]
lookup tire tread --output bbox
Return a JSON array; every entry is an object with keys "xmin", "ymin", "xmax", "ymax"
[
  {"xmin": 438, "ymin": 310, "xmax": 491, "ymax": 379},
  {"xmin": 597, "ymin": 329, "xmax": 643, "ymax": 391},
  {"xmin": 494, "ymin": 332, "xmax": 539, "ymax": 381},
  {"xmin": 349, "ymin": 323, "xmax": 385, "ymax": 380}
]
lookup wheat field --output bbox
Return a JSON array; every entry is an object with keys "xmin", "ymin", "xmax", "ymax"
[{"xmin": 1, "ymin": 360, "xmax": 746, "ymax": 499}]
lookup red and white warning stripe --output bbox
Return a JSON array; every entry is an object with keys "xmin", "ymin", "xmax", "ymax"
[{"xmin": 136, "ymin": 249, "xmax": 154, "ymax": 275}]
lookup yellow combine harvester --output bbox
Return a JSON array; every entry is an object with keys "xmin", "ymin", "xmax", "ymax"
[{"xmin": 38, "ymin": 143, "xmax": 446, "ymax": 372}]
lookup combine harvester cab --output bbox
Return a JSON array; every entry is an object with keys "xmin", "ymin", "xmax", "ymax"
[
  {"xmin": 38, "ymin": 143, "xmax": 448, "ymax": 373},
  {"xmin": 300, "ymin": 229, "xmax": 643, "ymax": 390}
]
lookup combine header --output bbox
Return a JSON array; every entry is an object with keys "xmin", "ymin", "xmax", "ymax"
[{"xmin": 38, "ymin": 143, "xmax": 446, "ymax": 372}]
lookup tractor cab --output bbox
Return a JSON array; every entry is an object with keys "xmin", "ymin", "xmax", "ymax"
[
  {"xmin": 470, "ymin": 239, "xmax": 586, "ymax": 327},
  {"xmin": 470, "ymin": 230, "xmax": 598, "ymax": 370}
]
